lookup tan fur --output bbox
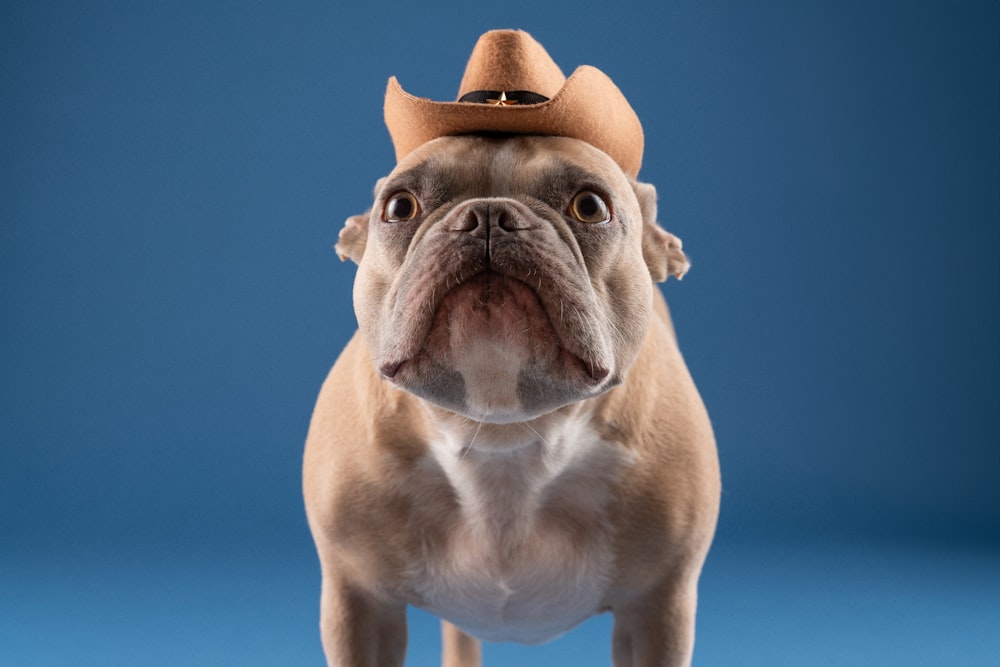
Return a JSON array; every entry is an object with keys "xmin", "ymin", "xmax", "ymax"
[{"xmin": 304, "ymin": 136, "xmax": 720, "ymax": 666}]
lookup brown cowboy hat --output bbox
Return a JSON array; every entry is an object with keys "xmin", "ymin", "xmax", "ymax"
[{"xmin": 384, "ymin": 29, "xmax": 645, "ymax": 178}]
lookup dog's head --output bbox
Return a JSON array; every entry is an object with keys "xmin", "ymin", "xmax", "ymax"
[{"xmin": 338, "ymin": 135, "xmax": 688, "ymax": 423}]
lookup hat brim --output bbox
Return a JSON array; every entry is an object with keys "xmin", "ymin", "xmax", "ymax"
[{"xmin": 384, "ymin": 65, "xmax": 644, "ymax": 178}]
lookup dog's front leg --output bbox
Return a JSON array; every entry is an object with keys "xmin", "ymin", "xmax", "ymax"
[
  {"xmin": 611, "ymin": 576, "xmax": 699, "ymax": 667},
  {"xmin": 441, "ymin": 620, "xmax": 482, "ymax": 667},
  {"xmin": 318, "ymin": 573, "xmax": 408, "ymax": 667}
]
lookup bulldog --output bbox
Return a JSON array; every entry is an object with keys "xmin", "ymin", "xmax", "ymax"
[{"xmin": 303, "ymin": 30, "xmax": 720, "ymax": 667}]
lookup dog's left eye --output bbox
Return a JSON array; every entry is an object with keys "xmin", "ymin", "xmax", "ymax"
[
  {"xmin": 568, "ymin": 191, "xmax": 611, "ymax": 224},
  {"xmin": 384, "ymin": 192, "xmax": 420, "ymax": 222}
]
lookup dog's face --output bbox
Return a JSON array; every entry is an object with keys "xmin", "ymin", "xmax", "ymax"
[{"xmin": 338, "ymin": 135, "xmax": 689, "ymax": 423}]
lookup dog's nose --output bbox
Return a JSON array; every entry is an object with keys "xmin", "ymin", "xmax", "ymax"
[{"xmin": 449, "ymin": 200, "xmax": 532, "ymax": 238}]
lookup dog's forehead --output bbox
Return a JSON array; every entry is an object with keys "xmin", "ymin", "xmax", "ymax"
[{"xmin": 381, "ymin": 136, "xmax": 629, "ymax": 199}]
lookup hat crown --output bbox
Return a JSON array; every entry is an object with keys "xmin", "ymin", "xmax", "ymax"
[{"xmin": 457, "ymin": 30, "xmax": 566, "ymax": 99}]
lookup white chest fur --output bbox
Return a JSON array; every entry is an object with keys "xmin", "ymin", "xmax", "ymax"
[{"xmin": 413, "ymin": 414, "xmax": 629, "ymax": 644}]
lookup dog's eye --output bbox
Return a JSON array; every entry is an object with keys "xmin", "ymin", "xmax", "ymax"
[
  {"xmin": 568, "ymin": 191, "xmax": 611, "ymax": 224},
  {"xmin": 384, "ymin": 192, "xmax": 420, "ymax": 222}
]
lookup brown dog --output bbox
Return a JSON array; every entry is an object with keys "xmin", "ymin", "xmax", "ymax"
[{"xmin": 304, "ymin": 31, "xmax": 719, "ymax": 667}]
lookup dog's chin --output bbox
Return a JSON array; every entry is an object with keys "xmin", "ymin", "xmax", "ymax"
[{"xmin": 379, "ymin": 273, "xmax": 614, "ymax": 423}]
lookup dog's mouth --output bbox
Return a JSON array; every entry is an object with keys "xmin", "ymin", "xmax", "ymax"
[{"xmin": 379, "ymin": 270, "xmax": 610, "ymax": 387}]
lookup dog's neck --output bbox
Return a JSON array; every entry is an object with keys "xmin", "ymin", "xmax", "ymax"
[{"xmin": 422, "ymin": 402, "xmax": 627, "ymax": 534}]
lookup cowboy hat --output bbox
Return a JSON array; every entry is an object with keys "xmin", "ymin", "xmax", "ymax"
[{"xmin": 384, "ymin": 29, "xmax": 645, "ymax": 178}]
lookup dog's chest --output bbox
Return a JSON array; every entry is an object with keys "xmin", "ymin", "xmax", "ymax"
[{"xmin": 411, "ymin": 422, "xmax": 626, "ymax": 644}]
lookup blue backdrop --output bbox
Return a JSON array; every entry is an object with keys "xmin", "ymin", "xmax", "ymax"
[{"xmin": 2, "ymin": 1, "xmax": 997, "ymax": 665}]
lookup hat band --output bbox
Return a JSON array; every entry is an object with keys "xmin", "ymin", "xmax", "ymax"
[{"xmin": 458, "ymin": 90, "xmax": 550, "ymax": 106}]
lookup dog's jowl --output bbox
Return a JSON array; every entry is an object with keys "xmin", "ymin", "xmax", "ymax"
[{"xmin": 304, "ymin": 30, "xmax": 720, "ymax": 667}]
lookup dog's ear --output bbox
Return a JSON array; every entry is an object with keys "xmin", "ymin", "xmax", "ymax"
[
  {"xmin": 335, "ymin": 178, "xmax": 387, "ymax": 264},
  {"xmin": 632, "ymin": 180, "xmax": 690, "ymax": 282},
  {"xmin": 335, "ymin": 213, "xmax": 369, "ymax": 264}
]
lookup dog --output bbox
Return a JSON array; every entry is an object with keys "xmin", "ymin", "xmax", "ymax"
[{"xmin": 304, "ymin": 31, "xmax": 720, "ymax": 667}]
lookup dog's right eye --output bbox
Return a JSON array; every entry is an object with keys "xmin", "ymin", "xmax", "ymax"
[{"xmin": 383, "ymin": 192, "xmax": 420, "ymax": 222}]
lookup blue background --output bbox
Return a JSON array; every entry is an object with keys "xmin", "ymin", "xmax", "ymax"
[{"xmin": 2, "ymin": 1, "xmax": 997, "ymax": 665}]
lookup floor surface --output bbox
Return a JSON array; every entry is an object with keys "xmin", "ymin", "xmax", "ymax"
[{"xmin": 2, "ymin": 538, "xmax": 997, "ymax": 666}]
